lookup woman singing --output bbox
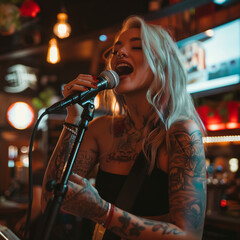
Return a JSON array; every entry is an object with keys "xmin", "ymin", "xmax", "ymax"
[{"xmin": 42, "ymin": 15, "xmax": 206, "ymax": 240}]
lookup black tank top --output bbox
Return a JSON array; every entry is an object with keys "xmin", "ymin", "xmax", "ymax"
[{"xmin": 95, "ymin": 161, "xmax": 169, "ymax": 217}]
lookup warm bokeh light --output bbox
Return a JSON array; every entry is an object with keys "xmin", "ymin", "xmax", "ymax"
[
  {"xmin": 205, "ymin": 29, "xmax": 214, "ymax": 37},
  {"xmin": 203, "ymin": 135, "xmax": 240, "ymax": 144},
  {"xmin": 7, "ymin": 102, "xmax": 34, "ymax": 130},
  {"xmin": 111, "ymin": 98, "xmax": 120, "ymax": 114},
  {"xmin": 47, "ymin": 38, "xmax": 61, "ymax": 64},
  {"xmin": 94, "ymin": 95, "xmax": 100, "ymax": 109},
  {"xmin": 21, "ymin": 146, "xmax": 29, "ymax": 153},
  {"xmin": 53, "ymin": 13, "xmax": 71, "ymax": 39},
  {"xmin": 229, "ymin": 158, "xmax": 239, "ymax": 172},
  {"xmin": 20, "ymin": 154, "xmax": 29, "ymax": 167},
  {"xmin": 8, "ymin": 145, "xmax": 18, "ymax": 159},
  {"xmin": 207, "ymin": 123, "xmax": 226, "ymax": 131}
]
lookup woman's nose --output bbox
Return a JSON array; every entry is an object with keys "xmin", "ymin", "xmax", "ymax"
[{"xmin": 117, "ymin": 47, "xmax": 128, "ymax": 58}]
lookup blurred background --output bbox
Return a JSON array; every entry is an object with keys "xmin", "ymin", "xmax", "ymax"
[{"xmin": 0, "ymin": 0, "xmax": 240, "ymax": 239}]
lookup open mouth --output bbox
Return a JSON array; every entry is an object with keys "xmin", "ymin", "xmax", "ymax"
[{"xmin": 115, "ymin": 63, "xmax": 134, "ymax": 76}]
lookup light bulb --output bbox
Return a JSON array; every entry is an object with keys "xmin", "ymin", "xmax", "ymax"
[
  {"xmin": 53, "ymin": 13, "xmax": 71, "ymax": 39},
  {"xmin": 47, "ymin": 38, "xmax": 61, "ymax": 64}
]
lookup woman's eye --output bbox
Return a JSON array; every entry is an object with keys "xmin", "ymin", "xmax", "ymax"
[{"xmin": 112, "ymin": 50, "xmax": 118, "ymax": 55}]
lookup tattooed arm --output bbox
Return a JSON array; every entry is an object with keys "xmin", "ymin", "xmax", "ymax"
[
  {"xmin": 60, "ymin": 119, "xmax": 206, "ymax": 239},
  {"xmin": 167, "ymin": 120, "xmax": 206, "ymax": 238},
  {"xmin": 41, "ymin": 73, "xmax": 103, "ymax": 211},
  {"xmin": 41, "ymin": 121, "xmax": 99, "ymax": 212}
]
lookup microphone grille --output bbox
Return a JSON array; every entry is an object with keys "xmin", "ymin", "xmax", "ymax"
[{"xmin": 99, "ymin": 70, "xmax": 119, "ymax": 89}]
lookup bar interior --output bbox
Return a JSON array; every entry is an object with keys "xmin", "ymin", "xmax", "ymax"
[{"xmin": 0, "ymin": 0, "xmax": 240, "ymax": 239}]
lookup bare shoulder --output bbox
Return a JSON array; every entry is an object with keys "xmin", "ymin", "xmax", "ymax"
[
  {"xmin": 87, "ymin": 115, "xmax": 112, "ymax": 133},
  {"xmin": 90, "ymin": 115, "xmax": 112, "ymax": 127},
  {"xmin": 92, "ymin": 114, "xmax": 124, "ymax": 124},
  {"xmin": 87, "ymin": 115, "xmax": 125, "ymax": 137},
  {"xmin": 167, "ymin": 119, "xmax": 204, "ymax": 154},
  {"xmin": 169, "ymin": 119, "xmax": 201, "ymax": 135}
]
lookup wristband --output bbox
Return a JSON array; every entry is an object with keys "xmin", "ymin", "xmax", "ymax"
[
  {"xmin": 64, "ymin": 122, "xmax": 78, "ymax": 128},
  {"xmin": 63, "ymin": 122, "xmax": 78, "ymax": 135},
  {"xmin": 103, "ymin": 203, "xmax": 114, "ymax": 228}
]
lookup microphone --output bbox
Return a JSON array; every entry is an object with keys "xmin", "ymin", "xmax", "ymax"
[{"xmin": 45, "ymin": 70, "xmax": 119, "ymax": 114}]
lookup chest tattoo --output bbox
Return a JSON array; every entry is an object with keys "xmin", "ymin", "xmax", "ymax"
[{"xmin": 107, "ymin": 117, "xmax": 144, "ymax": 163}]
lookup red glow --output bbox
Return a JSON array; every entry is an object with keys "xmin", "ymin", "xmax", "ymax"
[
  {"xmin": 228, "ymin": 101, "xmax": 239, "ymax": 122},
  {"xmin": 220, "ymin": 199, "xmax": 227, "ymax": 208},
  {"xmin": 20, "ymin": 0, "xmax": 40, "ymax": 18},
  {"xmin": 226, "ymin": 122, "xmax": 240, "ymax": 129},
  {"xmin": 207, "ymin": 123, "xmax": 225, "ymax": 131},
  {"xmin": 197, "ymin": 101, "xmax": 240, "ymax": 131}
]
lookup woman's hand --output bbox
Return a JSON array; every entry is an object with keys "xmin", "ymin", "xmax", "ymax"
[
  {"xmin": 62, "ymin": 74, "xmax": 99, "ymax": 124},
  {"xmin": 61, "ymin": 173, "xmax": 109, "ymax": 224}
]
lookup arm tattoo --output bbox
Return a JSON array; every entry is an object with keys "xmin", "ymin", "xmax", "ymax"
[
  {"xmin": 62, "ymin": 180, "xmax": 108, "ymax": 220},
  {"xmin": 144, "ymin": 220, "xmax": 182, "ymax": 235},
  {"xmin": 50, "ymin": 132, "xmax": 76, "ymax": 183},
  {"xmin": 169, "ymin": 126, "xmax": 206, "ymax": 231},
  {"xmin": 109, "ymin": 210, "xmax": 183, "ymax": 238},
  {"xmin": 42, "ymin": 131, "xmax": 76, "ymax": 204},
  {"xmin": 109, "ymin": 211, "xmax": 130, "ymax": 238},
  {"xmin": 119, "ymin": 212, "xmax": 131, "ymax": 231},
  {"xmin": 43, "ymin": 129, "xmax": 97, "ymax": 204},
  {"xmin": 73, "ymin": 148, "xmax": 98, "ymax": 176},
  {"xmin": 48, "ymin": 130, "xmax": 97, "ymax": 184},
  {"xmin": 129, "ymin": 222, "xmax": 145, "ymax": 236}
]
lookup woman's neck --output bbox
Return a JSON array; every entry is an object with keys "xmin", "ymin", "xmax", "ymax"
[{"xmin": 123, "ymin": 92, "xmax": 152, "ymax": 130}]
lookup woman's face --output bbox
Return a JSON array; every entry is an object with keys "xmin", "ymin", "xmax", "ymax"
[{"xmin": 110, "ymin": 28, "xmax": 153, "ymax": 95}]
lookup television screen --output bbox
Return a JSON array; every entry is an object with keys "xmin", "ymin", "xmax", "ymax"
[{"xmin": 177, "ymin": 18, "xmax": 240, "ymax": 95}]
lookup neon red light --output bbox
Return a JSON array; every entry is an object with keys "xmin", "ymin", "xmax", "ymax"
[{"xmin": 220, "ymin": 199, "xmax": 227, "ymax": 208}]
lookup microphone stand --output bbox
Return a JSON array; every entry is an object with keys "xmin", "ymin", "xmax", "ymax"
[{"xmin": 40, "ymin": 101, "xmax": 95, "ymax": 240}]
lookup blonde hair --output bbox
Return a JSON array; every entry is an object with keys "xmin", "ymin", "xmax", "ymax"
[{"xmin": 104, "ymin": 16, "xmax": 205, "ymax": 173}]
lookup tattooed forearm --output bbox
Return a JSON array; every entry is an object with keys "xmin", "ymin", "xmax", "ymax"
[
  {"xmin": 45, "ymin": 131, "xmax": 76, "ymax": 185},
  {"xmin": 119, "ymin": 212, "xmax": 131, "ymax": 231},
  {"xmin": 144, "ymin": 220, "xmax": 182, "ymax": 235},
  {"xmin": 62, "ymin": 179, "xmax": 108, "ymax": 221},
  {"xmin": 109, "ymin": 209, "xmax": 183, "ymax": 239},
  {"xmin": 41, "ymin": 129, "xmax": 77, "ymax": 209},
  {"xmin": 129, "ymin": 222, "xmax": 145, "ymax": 236}
]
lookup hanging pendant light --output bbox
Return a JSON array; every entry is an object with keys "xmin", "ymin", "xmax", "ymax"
[
  {"xmin": 47, "ymin": 38, "xmax": 61, "ymax": 64},
  {"xmin": 53, "ymin": 12, "xmax": 71, "ymax": 39}
]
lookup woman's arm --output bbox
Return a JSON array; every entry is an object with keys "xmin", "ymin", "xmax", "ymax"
[
  {"xmin": 60, "ymin": 119, "xmax": 206, "ymax": 240},
  {"xmin": 41, "ymin": 120, "xmax": 99, "ymax": 211},
  {"xmin": 167, "ymin": 120, "xmax": 206, "ymax": 238},
  {"xmin": 41, "ymin": 74, "xmax": 100, "ymax": 211}
]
